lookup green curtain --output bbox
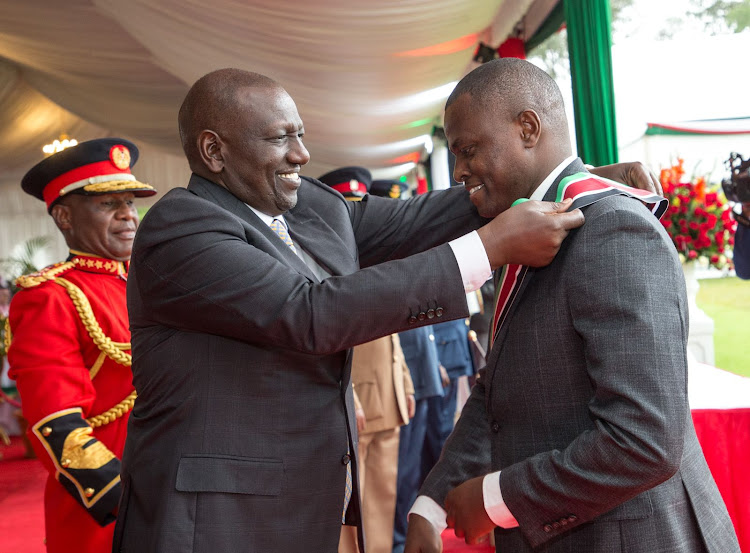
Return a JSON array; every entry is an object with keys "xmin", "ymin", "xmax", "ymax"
[
  {"xmin": 526, "ymin": 2, "xmax": 565, "ymax": 52},
  {"xmin": 564, "ymin": 0, "xmax": 618, "ymax": 166}
]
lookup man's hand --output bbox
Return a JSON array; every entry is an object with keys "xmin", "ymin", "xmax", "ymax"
[
  {"xmin": 355, "ymin": 408, "xmax": 366, "ymax": 433},
  {"xmin": 404, "ymin": 514, "xmax": 443, "ymax": 553},
  {"xmin": 445, "ymin": 476, "xmax": 495, "ymax": 545},
  {"xmin": 439, "ymin": 365, "xmax": 450, "ymax": 387},
  {"xmin": 477, "ymin": 199, "xmax": 584, "ymax": 269},
  {"xmin": 589, "ymin": 162, "xmax": 662, "ymax": 195},
  {"xmin": 407, "ymin": 394, "xmax": 416, "ymax": 419}
]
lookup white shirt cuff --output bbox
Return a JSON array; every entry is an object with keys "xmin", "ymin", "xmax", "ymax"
[
  {"xmin": 408, "ymin": 495, "xmax": 448, "ymax": 534},
  {"xmin": 482, "ymin": 471, "xmax": 519, "ymax": 528},
  {"xmin": 449, "ymin": 231, "xmax": 492, "ymax": 293}
]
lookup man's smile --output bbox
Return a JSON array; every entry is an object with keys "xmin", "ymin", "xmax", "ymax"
[{"xmin": 466, "ymin": 183, "xmax": 485, "ymax": 196}]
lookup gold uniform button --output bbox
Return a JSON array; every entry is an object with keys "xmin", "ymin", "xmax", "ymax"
[
  {"xmin": 41, "ymin": 427, "xmax": 52, "ymax": 436},
  {"xmin": 61, "ymin": 458, "xmax": 72, "ymax": 468},
  {"xmin": 84, "ymin": 488, "xmax": 95, "ymax": 498}
]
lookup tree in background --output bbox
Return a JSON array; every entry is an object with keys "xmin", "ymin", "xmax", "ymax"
[
  {"xmin": 691, "ymin": 0, "xmax": 750, "ymax": 33},
  {"xmin": 529, "ymin": 0, "xmax": 634, "ymax": 80},
  {"xmin": 528, "ymin": 0, "xmax": 749, "ymax": 76},
  {"xmin": 655, "ymin": 0, "xmax": 750, "ymax": 38}
]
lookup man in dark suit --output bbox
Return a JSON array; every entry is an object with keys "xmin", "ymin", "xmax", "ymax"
[
  {"xmin": 115, "ymin": 68, "xmax": 658, "ymax": 553},
  {"xmin": 422, "ymin": 318, "xmax": 474, "ymax": 476},
  {"xmin": 405, "ymin": 59, "xmax": 740, "ymax": 553}
]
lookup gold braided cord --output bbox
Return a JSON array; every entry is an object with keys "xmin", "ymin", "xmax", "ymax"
[
  {"xmin": 15, "ymin": 261, "xmax": 75, "ymax": 289},
  {"xmin": 86, "ymin": 390, "xmax": 137, "ymax": 428},
  {"xmin": 89, "ymin": 351, "xmax": 107, "ymax": 380},
  {"xmin": 82, "ymin": 181, "xmax": 154, "ymax": 194},
  {"xmin": 3, "ymin": 317, "xmax": 11, "ymax": 354},
  {"xmin": 53, "ymin": 277, "xmax": 132, "ymax": 367}
]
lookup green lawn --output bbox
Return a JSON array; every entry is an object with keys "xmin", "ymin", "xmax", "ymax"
[{"xmin": 696, "ymin": 277, "xmax": 749, "ymax": 377}]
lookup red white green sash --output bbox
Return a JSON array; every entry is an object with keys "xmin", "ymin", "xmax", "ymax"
[{"xmin": 489, "ymin": 173, "xmax": 668, "ymax": 348}]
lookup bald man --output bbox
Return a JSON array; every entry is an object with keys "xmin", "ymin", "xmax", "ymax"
[
  {"xmin": 115, "ymin": 68, "xmax": 661, "ymax": 553},
  {"xmin": 405, "ymin": 59, "xmax": 739, "ymax": 553}
]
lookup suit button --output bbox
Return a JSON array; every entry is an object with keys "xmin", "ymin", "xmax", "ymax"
[
  {"xmin": 417, "ymin": 311, "xmax": 427, "ymax": 321},
  {"xmin": 567, "ymin": 514, "xmax": 577, "ymax": 523},
  {"xmin": 341, "ymin": 454, "xmax": 351, "ymax": 465},
  {"xmin": 429, "ymin": 334, "xmax": 435, "ymax": 341},
  {"xmin": 491, "ymin": 421, "xmax": 500, "ymax": 433},
  {"xmin": 560, "ymin": 518, "xmax": 568, "ymax": 526},
  {"xmin": 408, "ymin": 315, "xmax": 417, "ymax": 324},
  {"xmin": 552, "ymin": 522, "xmax": 561, "ymax": 530},
  {"xmin": 427, "ymin": 309, "xmax": 435, "ymax": 319},
  {"xmin": 543, "ymin": 524, "xmax": 553, "ymax": 533},
  {"xmin": 435, "ymin": 307, "xmax": 444, "ymax": 317}
]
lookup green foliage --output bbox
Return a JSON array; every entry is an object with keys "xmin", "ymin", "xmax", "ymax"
[
  {"xmin": 697, "ymin": 276, "xmax": 750, "ymax": 377},
  {"xmin": 529, "ymin": 30, "xmax": 569, "ymax": 80},
  {"xmin": 691, "ymin": 0, "xmax": 750, "ymax": 33},
  {"xmin": 528, "ymin": 0, "xmax": 634, "ymax": 80},
  {"xmin": 0, "ymin": 236, "xmax": 52, "ymax": 294}
]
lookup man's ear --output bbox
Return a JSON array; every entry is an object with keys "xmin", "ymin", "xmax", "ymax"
[
  {"xmin": 518, "ymin": 109, "xmax": 541, "ymax": 148},
  {"xmin": 197, "ymin": 130, "xmax": 225, "ymax": 173},
  {"xmin": 50, "ymin": 202, "xmax": 73, "ymax": 231}
]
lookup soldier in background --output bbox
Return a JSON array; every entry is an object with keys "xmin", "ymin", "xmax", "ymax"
[
  {"xmin": 7, "ymin": 138, "xmax": 156, "ymax": 553},
  {"xmin": 367, "ymin": 178, "xmax": 446, "ymax": 553}
]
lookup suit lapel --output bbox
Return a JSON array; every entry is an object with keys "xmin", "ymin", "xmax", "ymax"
[
  {"xmin": 485, "ymin": 159, "xmax": 588, "ymax": 399},
  {"xmin": 187, "ymin": 174, "xmax": 320, "ymax": 282},
  {"xmin": 284, "ymin": 204, "xmax": 356, "ymax": 277}
]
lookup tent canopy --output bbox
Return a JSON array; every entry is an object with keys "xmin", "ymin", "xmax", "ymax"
[{"xmin": 0, "ymin": 0, "xmax": 566, "ymax": 181}]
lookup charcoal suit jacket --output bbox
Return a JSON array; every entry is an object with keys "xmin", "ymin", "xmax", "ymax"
[
  {"xmin": 420, "ymin": 160, "xmax": 739, "ymax": 552},
  {"xmin": 113, "ymin": 174, "xmax": 484, "ymax": 553}
]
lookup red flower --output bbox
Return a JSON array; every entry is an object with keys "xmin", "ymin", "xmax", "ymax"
[{"xmin": 659, "ymin": 160, "xmax": 735, "ymax": 270}]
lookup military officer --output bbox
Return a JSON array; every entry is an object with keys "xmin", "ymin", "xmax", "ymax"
[{"xmin": 6, "ymin": 138, "xmax": 156, "ymax": 553}]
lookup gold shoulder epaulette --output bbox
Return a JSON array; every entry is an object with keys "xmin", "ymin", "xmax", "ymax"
[{"xmin": 14, "ymin": 261, "xmax": 75, "ymax": 289}]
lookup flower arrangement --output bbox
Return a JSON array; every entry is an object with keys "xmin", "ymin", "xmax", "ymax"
[{"xmin": 659, "ymin": 159, "xmax": 736, "ymax": 269}]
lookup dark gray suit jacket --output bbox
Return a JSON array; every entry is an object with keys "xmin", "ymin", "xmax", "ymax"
[
  {"xmin": 421, "ymin": 160, "xmax": 739, "ymax": 552},
  {"xmin": 113, "ymin": 174, "xmax": 484, "ymax": 553}
]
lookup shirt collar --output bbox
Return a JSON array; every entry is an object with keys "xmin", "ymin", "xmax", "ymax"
[
  {"xmin": 245, "ymin": 204, "xmax": 288, "ymax": 229},
  {"xmin": 528, "ymin": 155, "xmax": 577, "ymax": 202}
]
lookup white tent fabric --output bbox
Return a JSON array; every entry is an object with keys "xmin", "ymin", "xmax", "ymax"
[{"xmin": 0, "ymin": 0, "xmax": 557, "ymax": 263}]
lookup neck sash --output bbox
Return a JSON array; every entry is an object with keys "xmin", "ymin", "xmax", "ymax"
[{"xmin": 489, "ymin": 173, "xmax": 668, "ymax": 348}]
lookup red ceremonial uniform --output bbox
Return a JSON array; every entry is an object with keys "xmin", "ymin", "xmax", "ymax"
[{"xmin": 8, "ymin": 251, "xmax": 134, "ymax": 553}]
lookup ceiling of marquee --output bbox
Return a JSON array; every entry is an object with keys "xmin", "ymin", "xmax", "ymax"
[{"xmin": 0, "ymin": 0, "xmax": 557, "ymax": 181}]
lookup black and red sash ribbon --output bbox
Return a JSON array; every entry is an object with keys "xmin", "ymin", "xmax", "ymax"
[{"xmin": 489, "ymin": 173, "xmax": 668, "ymax": 348}]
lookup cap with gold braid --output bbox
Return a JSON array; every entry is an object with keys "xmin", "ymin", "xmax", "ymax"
[
  {"xmin": 318, "ymin": 166, "xmax": 371, "ymax": 201},
  {"xmin": 22, "ymin": 138, "xmax": 156, "ymax": 211},
  {"xmin": 370, "ymin": 178, "xmax": 408, "ymax": 199}
]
